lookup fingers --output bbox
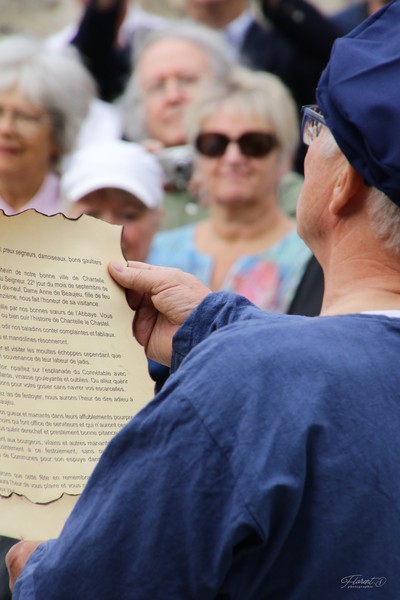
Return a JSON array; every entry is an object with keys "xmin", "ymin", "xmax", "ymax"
[
  {"xmin": 108, "ymin": 262, "xmax": 187, "ymax": 296},
  {"xmin": 126, "ymin": 261, "xmax": 162, "ymax": 271},
  {"xmin": 108, "ymin": 261, "xmax": 212, "ymax": 332},
  {"xmin": 108, "ymin": 260, "xmax": 209, "ymax": 294},
  {"xmin": 109, "ymin": 262, "xmax": 153, "ymax": 310}
]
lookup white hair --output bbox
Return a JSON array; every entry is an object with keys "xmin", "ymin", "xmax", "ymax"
[
  {"xmin": 117, "ymin": 22, "xmax": 236, "ymax": 142},
  {"xmin": 185, "ymin": 66, "xmax": 299, "ymax": 160},
  {"xmin": 320, "ymin": 131, "xmax": 400, "ymax": 255},
  {"xmin": 366, "ymin": 188, "xmax": 400, "ymax": 256},
  {"xmin": 0, "ymin": 34, "xmax": 96, "ymax": 168}
]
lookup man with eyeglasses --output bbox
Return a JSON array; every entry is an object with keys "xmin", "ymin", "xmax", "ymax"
[{"xmin": 7, "ymin": 3, "xmax": 400, "ymax": 599}]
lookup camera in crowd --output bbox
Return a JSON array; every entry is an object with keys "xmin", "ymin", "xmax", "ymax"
[{"xmin": 156, "ymin": 145, "xmax": 194, "ymax": 190}]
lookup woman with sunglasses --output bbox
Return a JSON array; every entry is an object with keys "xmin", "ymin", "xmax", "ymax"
[{"xmin": 148, "ymin": 67, "xmax": 315, "ymax": 314}]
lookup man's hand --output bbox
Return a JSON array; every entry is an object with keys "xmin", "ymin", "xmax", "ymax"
[
  {"xmin": 108, "ymin": 262, "xmax": 211, "ymax": 366},
  {"xmin": 6, "ymin": 540, "xmax": 43, "ymax": 592}
]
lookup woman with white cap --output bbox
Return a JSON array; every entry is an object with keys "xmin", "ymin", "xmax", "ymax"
[
  {"xmin": 61, "ymin": 139, "xmax": 164, "ymax": 262},
  {"xmin": 61, "ymin": 140, "xmax": 169, "ymax": 397}
]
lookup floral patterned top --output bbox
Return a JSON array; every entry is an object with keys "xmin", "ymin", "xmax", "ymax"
[{"xmin": 148, "ymin": 223, "xmax": 312, "ymax": 313}]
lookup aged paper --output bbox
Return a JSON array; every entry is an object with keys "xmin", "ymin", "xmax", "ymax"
[{"xmin": 0, "ymin": 210, "xmax": 154, "ymax": 539}]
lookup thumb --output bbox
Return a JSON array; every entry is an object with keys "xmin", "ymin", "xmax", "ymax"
[
  {"xmin": 108, "ymin": 261, "xmax": 178, "ymax": 307},
  {"xmin": 108, "ymin": 261, "xmax": 211, "ymax": 325}
]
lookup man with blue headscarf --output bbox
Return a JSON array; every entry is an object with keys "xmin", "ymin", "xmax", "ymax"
[{"xmin": 7, "ymin": 2, "xmax": 400, "ymax": 598}]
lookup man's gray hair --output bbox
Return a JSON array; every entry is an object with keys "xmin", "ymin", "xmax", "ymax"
[
  {"xmin": 320, "ymin": 132, "xmax": 400, "ymax": 255},
  {"xmin": 0, "ymin": 34, "xmax": 96, "ymax": 169},
  {"xmin": 366, "ymin": 188, "xmax": 400, "ymax": 256},
  {"xmin": 117, "ymin": 22, "xmax": 236, "ymax": 142}
]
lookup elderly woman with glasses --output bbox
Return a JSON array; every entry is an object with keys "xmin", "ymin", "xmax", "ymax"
[
  {"xmin": 148, "ymin": 66, "xmax": 319, "ymax": 314},
  {"xmin": 0, "ymin": 34, "xmax": 96, "ymax": 216},
  {"xmin": 116, "ymin": 23, "xmax": 237, "ymax": 230}
]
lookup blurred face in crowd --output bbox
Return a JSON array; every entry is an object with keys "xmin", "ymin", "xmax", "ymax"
[
  {"xmin": 0, "ymin": 87, "xmax": 58, "ymax": 185},
  {"xmin": 195, "ymin": 105, "xmax": 283, "ymax": 209},
  {"xmin": 68, "ymin": 189, "xmax": 161, "ymax": 262},
  {"xmin": 137, "ymin": 39, "xmax": 213, "ymax": 147}
]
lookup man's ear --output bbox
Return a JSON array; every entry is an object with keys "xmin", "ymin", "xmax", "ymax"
[{"xmin": 329, "ymin": 162, "xmax": 364, "ymax": 216}]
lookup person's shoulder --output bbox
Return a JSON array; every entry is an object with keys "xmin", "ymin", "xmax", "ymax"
[
  {"xmin": 186, "ymin": 312, "xmax": 395, "ymax": 373},
  {"xmin": 176, "ymin": 313, "xmax": 400, "ymax": 430},
  {"xmin": 171, "ymin": 315, "xmax": 332, "ymax": 443},
  {"xmin": 168, "ymin": 310, "xmax": 400, "ymax": 468}
]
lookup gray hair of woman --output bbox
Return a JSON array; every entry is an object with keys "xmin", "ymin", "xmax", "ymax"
[
  {"xmin": 117, "ymin": 22, "xmax": 237, "ymax": 143},
  {"xmin": 186, "ymin": 66, "xmax": 300, "ymax": 165},
  {"xmin": 0, "ymin": 34, "xmax": 96, "ymax": 169}
]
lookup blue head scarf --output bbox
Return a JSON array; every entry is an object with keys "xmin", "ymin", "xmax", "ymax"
[{"xmin": 316, "ymin": 1, "xmax": 400, "ymax": 207}]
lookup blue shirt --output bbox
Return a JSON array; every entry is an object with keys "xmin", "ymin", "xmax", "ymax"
[
  {"xmin": 14, "ymin": 293, "xmax": 400, "ymax": 598},
  {"xmin": 148, "ymin": 225, "xmax": 311, "ymax": 313}
]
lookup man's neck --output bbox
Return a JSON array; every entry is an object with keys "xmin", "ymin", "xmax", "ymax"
[{"xmin": 320, "ymin": 255, "xmax": 400, "ymax": 316}]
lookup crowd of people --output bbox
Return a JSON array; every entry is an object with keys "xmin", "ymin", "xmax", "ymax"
[
  {"xmin": 1, "ymin": 0, "xmax": 399, "ymax": 597},
  {"xmin": 148, "ymin": 66, "xmax": 314, "ymax": 310}
]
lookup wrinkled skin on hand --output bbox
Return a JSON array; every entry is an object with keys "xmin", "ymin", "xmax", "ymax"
[{"xmin": 108, "ymin": 261, "xmax": 211, "ymax": 366}]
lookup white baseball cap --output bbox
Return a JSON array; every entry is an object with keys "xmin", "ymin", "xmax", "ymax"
[{"xmin": 61, "ymin": 140, "xmax": 164, "ymax": 209}]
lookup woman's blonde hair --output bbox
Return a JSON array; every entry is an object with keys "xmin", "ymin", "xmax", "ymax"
[{"xmin": 185, "ymin": 66, "xmax": 299, "ymax": 161}]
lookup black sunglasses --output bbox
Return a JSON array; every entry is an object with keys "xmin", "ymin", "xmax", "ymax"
[{"xmin": 195, "ymin": 131, "xmax": 278, "ymax": 158}]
